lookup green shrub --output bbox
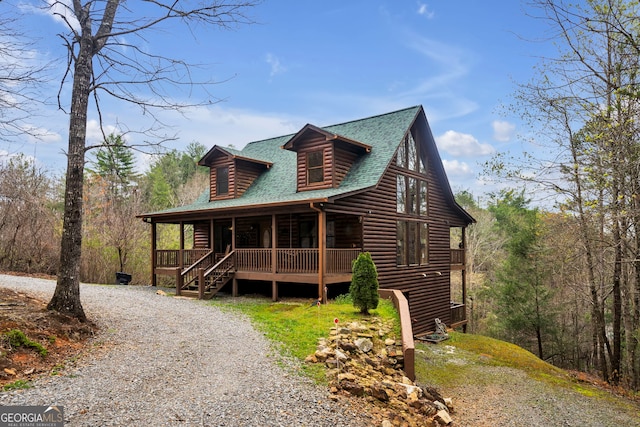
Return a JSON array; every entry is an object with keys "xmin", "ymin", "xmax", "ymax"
[{"xmin": 349, "ymin": 252, "xmax": 379, "ymax": 314}]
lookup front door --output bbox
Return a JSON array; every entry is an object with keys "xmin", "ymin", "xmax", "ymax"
[{"xmin": 214, "ymin": 220, "xmax": 233, "ymax": 254}]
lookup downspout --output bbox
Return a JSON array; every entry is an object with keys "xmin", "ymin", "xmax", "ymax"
[{"xmin": 310, "ymin": 202, "xmax": 326, "ymax": 303}]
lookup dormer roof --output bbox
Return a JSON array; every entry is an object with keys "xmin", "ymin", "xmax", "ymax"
[
  {"xmin": 199, "ymin": 145, "xmax": 273, "ymax": 168},
  {"xmin": 282, "ymin": 124, "xmax": 372, "ymax": 153}
]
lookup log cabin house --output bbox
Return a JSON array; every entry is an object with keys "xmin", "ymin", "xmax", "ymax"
[{"xmin": 140, "ymin": 106, "xmax": 474, "ymax": 335}]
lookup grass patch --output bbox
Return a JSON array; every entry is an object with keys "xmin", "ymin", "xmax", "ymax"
[
  {"xmin": 2, "ymin": 379, "xmax": 31, "ymax": 391},
  {"xmin": 416, "ymin": 332, "xmax": 628, "ymax": 402},
  {"xmin": 210, "ymin": 296, "xmax": 399, "ymax": 383},
  {"xmin": 445, "ymin": 332, "xmax": 565, "ymax": 377},
  {"xmin": 4, "ymin": 329, "xmax": 48, "ymax": 357}
]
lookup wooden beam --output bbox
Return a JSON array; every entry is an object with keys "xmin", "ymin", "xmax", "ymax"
[
  {"xmin": 272, "ymin": 214, "xmax": 278, "ymax": 302},
  {"xmin": 461, "ymin": 227, "xmax": 467, "ymax": 333},
  {"xmin": 317, "ymin": 207, "xmax": 326, "ymax": 303},
  {"xmin": 210, "ymin": 218, "xmax": 214, "ymax": 251},
  {"xmin": 179, "ymin": 221, "xmax": 185, "ymax": 270},
  {"xmin": 151, "ymin": 222, "xmax": 157, "ymax": 286}
]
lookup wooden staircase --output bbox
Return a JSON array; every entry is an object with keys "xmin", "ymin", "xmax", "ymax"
[{"xmin": 178, "ymin": 251, "xmax": 235, "ymax": 300}]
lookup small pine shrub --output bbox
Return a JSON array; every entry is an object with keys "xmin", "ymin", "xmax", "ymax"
[{"xmin": 349, "ymin": 252, "xmax": 379, "ymax": 314}]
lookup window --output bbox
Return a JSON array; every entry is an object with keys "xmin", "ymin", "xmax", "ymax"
[
  {"xmin": 397, "ymin": 220, "xmax": 428, "ymax": 266},
  {"xmin": 307, "ymin": 151, "xmax": 324, "ymax": 184},
  {"xmin": 396, "ymin": 221, "xmax": 406, "ymax": 266},
  {"xmin": 396, "ymin": 139, "xmax": 407, "ymax": 168},
  {"xmin": 420, "ymin": 222, "xmax": 429, "ymax": 264},
  {"xmin": 408, "ymin": 177, "xmax": 418, "ymax": 215},
  {"xmin": 396, "ymin": 175, "xmax": 407, "ymax": 213},
  {"xmin": 397, "ymin": 133, "xmax": 426, "ymax": 174},
  {"xmin": 216, "ymin": 166, "xmax": 229, "ymax": 196},
  {"xmin": 419, "ymin": 180, "xmax": 428, "ymax": 215},
  {"xmin": 397, "ymin": 174, "xmax": 427, "ymax": 216},
  {"xmin": 407, "ymin": 134, "xmax": 418, "ymax": 171}
]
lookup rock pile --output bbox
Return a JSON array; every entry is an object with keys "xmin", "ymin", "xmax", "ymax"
[{"xmin": 305, "ymin": 319, "xmax": 454, "ymax": 427}]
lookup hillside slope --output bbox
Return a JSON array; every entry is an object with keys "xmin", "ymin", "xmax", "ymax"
[{"xmin": 415, "ymin": 332, "xmax": 640, "ymax": 427}]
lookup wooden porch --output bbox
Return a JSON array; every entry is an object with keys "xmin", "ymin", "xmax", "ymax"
[
  {"xmin": 154, "ymin": 247, "xmax": 362, "ymax": 299},
  {"xmin": 449, "ymin": 247, "xmax": 467, "ymax": 329}
]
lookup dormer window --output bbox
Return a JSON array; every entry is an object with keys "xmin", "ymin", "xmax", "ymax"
[
  {"xmin": 307, "ymin": 151, "xmax": 324, "ymax": 184},
  {"xmin": 283, "ymin": 124, "xmax": 371, "ymax": 192},
  {"xmin": 216, "ymin": 166, "xmax": 229, "ymax": 196}
]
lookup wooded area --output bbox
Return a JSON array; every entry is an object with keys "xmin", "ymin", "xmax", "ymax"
[{"xmin": 1, "ymin": 0, "xmax": 640, "ymax": 392}]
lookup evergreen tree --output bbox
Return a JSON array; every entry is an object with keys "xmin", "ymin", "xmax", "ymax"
[
  {"xmin": 488, "ymin": 190, "xmax": 556, "ymax": 359},
  {"xmin": 92, "ymin": 134, "xmax": 137, "ymax": 199},
  {"xmin": 350, "ymin": 252, "xmax": 379, "ymax": 314}
]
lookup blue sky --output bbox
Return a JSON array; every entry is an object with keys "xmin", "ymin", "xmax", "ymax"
[{"xmin": 2, "ymin": 1, "xmax": 554, "ymax": 195}]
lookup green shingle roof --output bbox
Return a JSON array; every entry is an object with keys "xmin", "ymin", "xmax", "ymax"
[{"xmin": 145, "ymin": 106, "xmax": 421, "ymax": 217}]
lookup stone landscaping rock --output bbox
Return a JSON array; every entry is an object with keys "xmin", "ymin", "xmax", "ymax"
[
  {"xmin": 308, "ymin": 318, "xmax": 454, "ymax": 426},
  {"xmin": 354, "ymin": 337, "xmax": 373, "ymax": 353}
]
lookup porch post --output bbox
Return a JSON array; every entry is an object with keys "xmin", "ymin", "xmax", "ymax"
[
  {"xmin": 151, "ymin": 221, "xmax": 157, "ymax": 286},
  {"xmin": 209, "ymin": 218, "xmax": 214, "ymax": 251},
  {"xmin": 175, "ymin": 268, "xmax": 182, "ymax": 296},
  {"xmin": 198, "ymin": 268, "xmax": 205, "ymax": 300},
  {"xmin": 179, "ymin": 221, "xmax": 185, "ymax": 270},
  {"xmin": 318, "ymin": 208, "xmax": 326, "ymax": 303},
  {"xmin": 461, "ymin": 227, "xmax": 468, "ymax": 333},
  {"xmin": 271, "ymin": 214, "xmax": 278, "ymax": 301},
  {"xmin": 231, "ymin": 217, "xmax": 236, "ymax": 250}
]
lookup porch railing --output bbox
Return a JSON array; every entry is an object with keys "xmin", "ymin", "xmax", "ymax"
[
  {"xmin": 233, "ymin": 248, "xmax": 361, "ymax": 274},
  {"xmin": 277, "ymin": 249, "xmax": 318, "ymax": 273},
  {"xmin": 180, "ymin": 250, "xmax": 214, "ymax": 290},
  {"xmin": 450, "ymin": 302, "xmax": 466, "ymax": 325},
  {"xmin": 158, "ymin": 248, "xmax": 362, "ymax": 275},
  {"xmin": 236, "ymin": 249, "xmax": 272, "ymax": 272},
  {"xmin": 327, "ymin": 249, "xmax": 361, "ymax": 274},
  {"xmin": 450, "ymin": 248, "xmax": 465, "ymax": 265},
  {"xmin": 156, "ymin": 249, "xmax": 212, "ymax": 268}
]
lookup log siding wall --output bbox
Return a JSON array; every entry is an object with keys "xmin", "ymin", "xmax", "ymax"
[
  {"xmin": 235, "ymin": 159, "xmax": 264, "ymax": 198},
  {"xmin": 209, "ymin": 157, "xmax": 235, "ymax": 201},
  {"xmin": 296, "ymin": 136, "xmax": 334, "ymax": 191},
  {"xmin": 333, "ymin": 144, "xmax": 359, "ymax": 187},
  {"xmin": 332, "ymin": 127, "xmax": 465, "ymax": 336}
]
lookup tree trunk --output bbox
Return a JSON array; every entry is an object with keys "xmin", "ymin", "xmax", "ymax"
[
  {"xmin": 611, "ymin": 188, "xmax": 622, "ymax": 384},
  {"xmin": 47, "ymin": 9, "xmax": 94, "ymax": 322}
]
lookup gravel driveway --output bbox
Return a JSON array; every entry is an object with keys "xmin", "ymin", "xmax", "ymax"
[{"xmin": 0, "ymin": 275, "xmax": 370, "ymax": 426}]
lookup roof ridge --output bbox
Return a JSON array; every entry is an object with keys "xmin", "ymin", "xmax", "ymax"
[
  {"xmin": 242, "ymin": 106, "xmax": 420, "ymax": 150},
  {"xmin": 320, "ymin": 105, "xmax": 421, "ymax": 130}
]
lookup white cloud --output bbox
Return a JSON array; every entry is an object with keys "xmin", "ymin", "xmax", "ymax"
[
  {"xmin": 266, "ymin": 53, "xmax": 287, "ymax": 78},
  {"xmin": 442, "ymin": 159, "xmax": 473, "ymax": 177},
  {"xmin": 417, "ymin": 3, "xmax": 435, "ymax": 19},
  {"xmin": 436, "ymin": 130, "xmax": 494, "ymax": 157},
  {"xmin": 405, "ymin": 36, "xmax": 468, "ymax": 93},
  {"xmin": 182, "ymin": 105, "xmax": 300, "ymax": 144},
  {"xmin": 85, "ymin": 120, "xmax": 120, "ymax": 145},
  {"xmin": 492, "ymin": 120, "xmax": 516, "ymax": 142}
]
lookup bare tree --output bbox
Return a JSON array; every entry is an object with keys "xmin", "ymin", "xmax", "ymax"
[
  {"xmin": 0, "ymin": 3, "xmax": 49, "ymax": 142},
  {"xmin": 487, "ymin": 0, "xmax": 640, "ymax": 387},
  {"xmin": 45, "ymin": 1, "xmax": 257, "ymax": 321}
]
